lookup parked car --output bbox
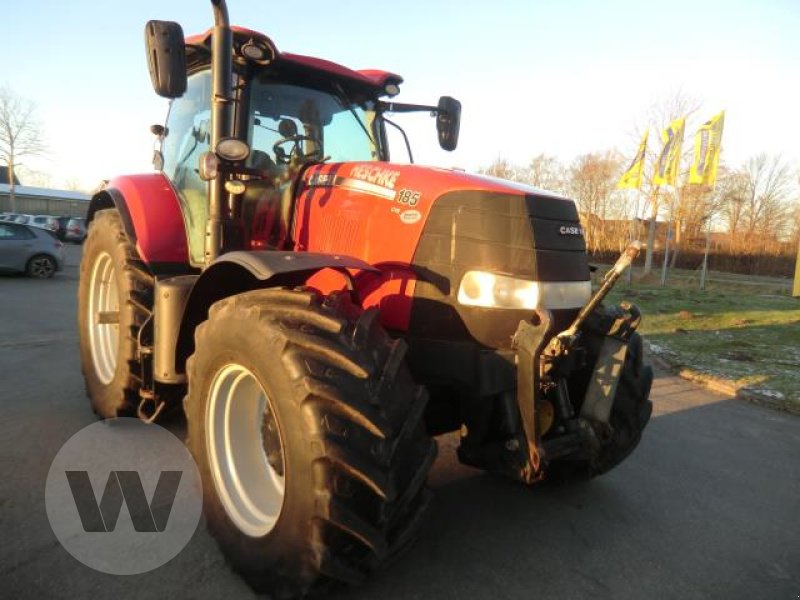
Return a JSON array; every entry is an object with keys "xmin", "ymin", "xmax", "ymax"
[
  {"xmin": 63, "ymin": 217, "xmax": 87, "ymax": 243},
  {"xmin": 56, "ymin": 216, "xmax": 71, "ymax": 240},
  {"xmin": 0, "ymin": 222, "xmax": 65, "ymax": 278},
  {"xmin": 11, "ymin": 214, "xmax": 34, "ymax": 225},
  {"xmin": 29, "ymin": 215, "xmax": 62, "ymax": 234}
]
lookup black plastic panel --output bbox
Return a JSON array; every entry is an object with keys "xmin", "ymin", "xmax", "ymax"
[{"xmin": 408, "ymin": 190, "xmax": 589, "ymax": 349}]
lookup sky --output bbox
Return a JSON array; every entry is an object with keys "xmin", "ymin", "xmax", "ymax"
[{"xmin": 2, "ymin": 0, "xmax": 799, "ymax": 191}]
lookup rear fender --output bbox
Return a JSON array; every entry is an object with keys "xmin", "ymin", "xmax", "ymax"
[
  {"xmin": 87, "ymin": 174, "xmax": 190, "ymax": 272},
  {"xmin": 171, "ymin": 251, "xmax": 378, "ymax": 375}
]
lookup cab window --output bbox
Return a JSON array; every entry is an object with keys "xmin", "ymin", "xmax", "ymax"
[{"xmin": 161, "ymin": 70, "xmax": 213, "ymax": 265}]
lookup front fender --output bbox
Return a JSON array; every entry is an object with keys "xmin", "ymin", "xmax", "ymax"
[
  {"xmin": 87, "ymin": 174, "xmax": 189, "ymax": 270},
  {"xmin": 171, "ymin": 251, "xmax": 378, "ymax": 375}
]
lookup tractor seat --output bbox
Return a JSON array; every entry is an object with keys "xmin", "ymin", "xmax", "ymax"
[{"xmin": 250, "ymin": 150, "xmax": 281, "ymax": 179}]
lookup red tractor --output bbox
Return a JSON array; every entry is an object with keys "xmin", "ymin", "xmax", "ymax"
[{"xmin": 78, "ymin": 0, "xmax": 652, "ymax": 595}]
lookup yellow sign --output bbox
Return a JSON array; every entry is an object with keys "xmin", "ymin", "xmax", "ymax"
[
  {"xmin": 618, "ymin": 130, "xmax": 648, "ymax": 190},
  {"xmin": 652, "ymin": 117, "xmax": 685, "ymax": 186},
  {"xmin": 689, "ymin": 111, "xmax": 725, "ymax": 186}
]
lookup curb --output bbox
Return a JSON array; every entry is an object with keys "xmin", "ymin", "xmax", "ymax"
[{"xmin": 645, "ymin": 343, "xmax": 800, "ymax": 417}]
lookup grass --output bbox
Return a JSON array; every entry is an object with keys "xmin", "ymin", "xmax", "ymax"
[{"xmin": 600, "ymin": 266, "xmax": 800, "ymax": 410}]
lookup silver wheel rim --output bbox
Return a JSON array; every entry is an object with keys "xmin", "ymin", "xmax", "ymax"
[
  {"xmin": 87, "ymin": 251, "xmax": 119, "ymax": 385},
  {"xmin": 30, "ymin": 256, "xmax": 54, "ymax": 278},
  {"xmin": 206, "ymin": 363, "xmax": 285, "ymax": 537}
]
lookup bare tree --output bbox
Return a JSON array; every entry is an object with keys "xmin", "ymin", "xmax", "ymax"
[
  {"xmin": 718, "ymin": 154, "xmax": 798, "ymax": 265},
  {"xmin": 524, "ymin": 153, "xmax": 566, "ymax": 194},
  {"xmin": 0, "ymin": 86, "xmax": 47, "ymax": 212},
  {"xmin": 17, "ymin": 167, "xmax": 51, "ymax": 189},
  {"xmin": 718, "ymin": 166, "xmax": 749, "ymax": 239},
  {"xmin": 64, "ymin": 177, "xmax": 87, "ymax": 192},
  {"xmin": 568, "ymin": 151, "xmax": 620, "ymax": 253},
  {"xmin": 742, "ymin": 154, "xmax": 793, "ymax": 239},
  {"xmin": 479, "ymin": 156, "xmax": 525, "ymax": 182}
]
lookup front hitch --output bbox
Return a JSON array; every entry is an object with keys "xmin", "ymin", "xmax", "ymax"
[{"xmin": 510, "ymin": 242, "xmax": 644, "ymax": 481}]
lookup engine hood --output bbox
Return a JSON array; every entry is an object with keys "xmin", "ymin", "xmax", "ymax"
[{"xmin": 301, "ymin": 161, "xmax": 573, "ymax": 210}]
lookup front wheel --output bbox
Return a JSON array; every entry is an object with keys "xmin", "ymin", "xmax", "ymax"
[
  {"xmin": 78, "ymin": 209, "xmax": 153, "ymax": 418},
  {"xmin": 548, "ymin": 332, "xmax": 653, "ymax": 480},
  {"xmin": 26, "ymin": 254, "xmax": 56, "ymax": 278},
  {"xmin": 184, "ymin": 289, "xmax": 436, "ymax": 597}
]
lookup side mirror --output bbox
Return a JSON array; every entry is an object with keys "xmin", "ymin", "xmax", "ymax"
[
  {"xmin": 436, "ymin": 96, "xmax": 461, "ymax": 151},
  {"xmin": 144, "ymin": 20, "xmax": 187, "ymax": 98}
]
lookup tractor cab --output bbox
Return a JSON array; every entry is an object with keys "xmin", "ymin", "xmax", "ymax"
[
  {"xmin": 159, "ymin": 28, "xmax": 384, "ymax": 265},
  {"xmin": 152, "ymin": 26, "xmax": 458, "ymax": 266}
]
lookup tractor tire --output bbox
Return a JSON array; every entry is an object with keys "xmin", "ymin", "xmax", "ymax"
[
  {"xmin": 78, "ymin": 209, "xmax": 154, "ymax": 419},
  {"xmin": 184, "ymin": 288, "xmax": 436, "ymax": 598},
  {"xmin": 550, "ymin": 332, "xmax": 653, "ymax": 480},
  {"xmin": 590, "ymin": 333, "xmax": 653, "ymax": 475}
]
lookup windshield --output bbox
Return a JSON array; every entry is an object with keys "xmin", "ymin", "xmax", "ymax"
[{"xmin": 247, "ymin": 76, "xmax": 379, "ymax": 169}]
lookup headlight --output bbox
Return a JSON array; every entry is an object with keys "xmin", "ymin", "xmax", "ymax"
[
  {"xmin": 215, "ymin": 138, "xmax": 251, "ymax": 162},
  {"xmin": 457, "ymin": 271, "xmax": 591, "ymax": 310}
]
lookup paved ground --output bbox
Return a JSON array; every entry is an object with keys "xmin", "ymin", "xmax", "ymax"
[{"xmin": 1, "ymin": 245, "xmax": 798, "ymax": 599}]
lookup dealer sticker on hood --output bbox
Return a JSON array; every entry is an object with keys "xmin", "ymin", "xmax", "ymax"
[{"xmin": 400, "ymin": 210, "xmax": 421, "ymax": 224}]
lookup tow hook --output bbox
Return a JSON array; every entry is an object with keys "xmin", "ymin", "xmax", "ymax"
[{"xmin": 137, "ymin": 391, "xmax": 166, "ymax": 423}]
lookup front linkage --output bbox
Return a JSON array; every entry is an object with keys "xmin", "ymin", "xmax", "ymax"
[{"xmin": 511, "ymin": 241, "xmax": 653, "ymax": 483}]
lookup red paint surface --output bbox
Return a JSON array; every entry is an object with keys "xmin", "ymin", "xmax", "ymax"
[
  {"xmin": 108, "ymin": 174, "xmax": 189, "ymax": 264},
  {"xmin": 185, "ymin": 27, "xmax": 393, "ymax": 92},
  {"xmin": 296, "ymin": 162, "xmax": 526, "ymax": 331},
  {"xmin": 356, "ymin": 69, "xmax": 404, "ymax": 88},
  {"xmin": 108, "ymin": 161, "xmax": 530, "ymax": 330}
]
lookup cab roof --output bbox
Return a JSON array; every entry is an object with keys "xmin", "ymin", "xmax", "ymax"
[{"xmin": 184, "ymin": 26, "xmax": 403, "ymax": 93}]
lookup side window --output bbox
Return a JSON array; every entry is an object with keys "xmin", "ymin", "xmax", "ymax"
[
  {"xmin": 161, "ymin": 70, "xmax": 212, "ymax": 266},
  {"xmin": 323, "ymin": 104, "xmax": 378, "ymax": 162},
  {"xmin": 0, "ymin": 224, "xmax": 33, "ymax": 240}
]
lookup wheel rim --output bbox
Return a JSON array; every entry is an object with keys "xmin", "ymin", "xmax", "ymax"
[
  {"xmin": 30, "ymin": 256, "xmax": 54, "ymax": 278},
  {"xmin": 87, "ymin": 251, "xmax": 119, "ymax": 385},
  {"xmin": 206, "ymin": 363, "xmax": 286, "ymax": 537}
]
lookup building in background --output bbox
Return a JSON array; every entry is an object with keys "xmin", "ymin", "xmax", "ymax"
[{"xmin": 0, "ymin": 168, "xmax": 89, "ymax": 217}]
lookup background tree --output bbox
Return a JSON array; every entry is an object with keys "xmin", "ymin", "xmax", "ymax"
[
  {"xmin": 628, "ymin": 90, "xmax": 702, "ymax": 274},
  {"xmin": 479, "ymin": 156, "xmax": 525, "ymax": 182},
  {"xmin": 716, "ymin": 155, "xmax": 798, "ymax": 270},
  {"xmin": 0, "ymin": 86, "xmax": 46, "ymax": 212},
  {"xmin": 568, "ymin": 151, "xmax": 620, "ymax": 253},
  {"xmin": 525, "ymin": 153, "xmax": 566, "ymax": 194},
  {"xmin": 741, "ymin": 154, "xmax": 794, "ymax": 245}
]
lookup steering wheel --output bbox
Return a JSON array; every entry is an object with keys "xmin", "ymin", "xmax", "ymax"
[{"xmin": 273, "ymin": 135, "xmax": 323, "ymax": 165}]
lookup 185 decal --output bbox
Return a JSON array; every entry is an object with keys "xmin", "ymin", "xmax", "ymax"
[{"xmin": 395, "ymin": 189, "xmax": 421, "ymax": 206}]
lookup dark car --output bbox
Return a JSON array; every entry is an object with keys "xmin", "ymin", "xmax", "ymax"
[
  {"xmin": 56, "ymin": 216, "xmax": 72, "ymax": 240},
  {"xmin": 0, "ymin": 222, "xmax": 65, "ymax": 278}
]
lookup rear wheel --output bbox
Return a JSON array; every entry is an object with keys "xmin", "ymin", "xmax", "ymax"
[
  {"xmin": 184, "ymin": 289, "xmax": 436, "ymax": 598},
  {"xmin": 26, "ymin": 254, "xmax": 56, "ymax": 278},
  {"xmin": 78, "ymin": 209, "xmax": 154, "ymax": 418}
]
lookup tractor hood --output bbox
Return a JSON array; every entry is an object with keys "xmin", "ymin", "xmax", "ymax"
[
  {"xmin": 301, "ymin": 162, "xmax": 569, "ymax": 211},
  {"xmin": 299, "ymin": 160, "xmax": 588, "ymax": 285},
  {"xmin": 296, "ymin": 161, "xmax": 589, "ymax": 346}
]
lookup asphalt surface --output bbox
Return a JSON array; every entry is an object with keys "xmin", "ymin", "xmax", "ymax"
[{"xmin": 1, "ymin": 244, "xmax": 798, "ymax": 599}]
